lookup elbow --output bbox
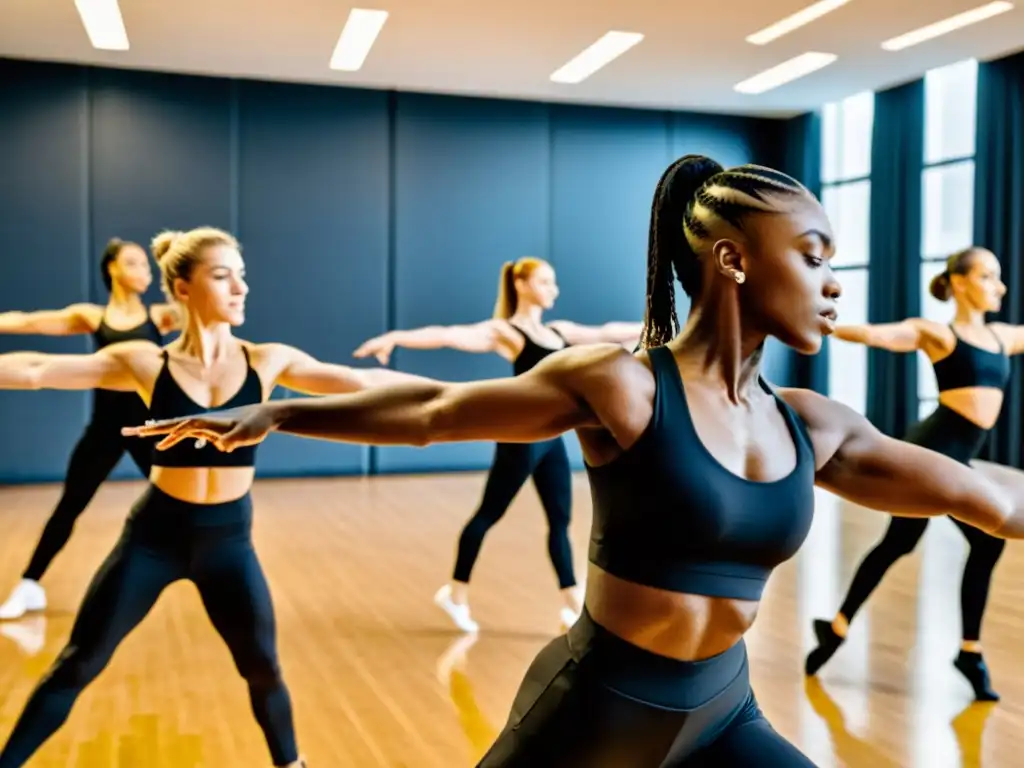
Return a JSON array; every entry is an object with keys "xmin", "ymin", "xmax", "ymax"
[{"xmin": 419, "ymin": 393, "xmax": 462, "ymax": 446}]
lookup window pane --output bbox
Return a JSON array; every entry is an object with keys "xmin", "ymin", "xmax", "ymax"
[
  {"xmin": 822, "ymin": 181, "xmax": 871, "ymax": 268},
  {"xmin": 925, "ymin": 59, "xmax": 978, "ymax": 164},
  {"xmin": 821, "ymin": 101, "xmax": 839, "ymax": 185},
  {"xmin": 820, "ymin": 92, "xmax": 874, "ymax": 184},
  {"xmin": 918, "ymin": 260, "xmax": 950, "ymax": 399},
  {"xmin": 922, "ymin": 161, "xmax": 974, "ymax": 259},
  {"xmin": 829, "ymin": 268, "xmax": 869, "ymax": 415},
  {"xmin": 840, "ymin": 91, "xmax": 874, "ymax": 180}
]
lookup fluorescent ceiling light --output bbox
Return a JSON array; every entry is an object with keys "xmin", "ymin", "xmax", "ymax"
[
  {"xmin": 881, "ymin": 1, "xmax": 1014, "ymax": 51},
  {"xmin": 746, "ymin": 0, "xmax": 853, "ymax": 45},
  {"xmin": 550, "ymin": 31, "xmax": 644, "ymax": 84},
  {"xmin": 734, "ymin": 52, "xmax": 838, "ymax": 94},
  {"xmin": 330, "ymin": 8, "xmax": 389, "ymax": 71},
  {"xmin": 74, "ymin": 0, "xmax": 129, "ymax": 51}
]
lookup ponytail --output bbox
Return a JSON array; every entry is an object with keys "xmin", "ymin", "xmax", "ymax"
[
  {"xmin": 641, "ymin": 154, "xmax": 723, "ymax": 349},
  {"xmin": 493, "ymin": 261, "xmax": 517, "ymax": 319}
]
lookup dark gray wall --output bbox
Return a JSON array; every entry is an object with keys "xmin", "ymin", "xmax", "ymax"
[{"xmin": 0, "ymin": 57, "xmax": 793, "ymax": 483}]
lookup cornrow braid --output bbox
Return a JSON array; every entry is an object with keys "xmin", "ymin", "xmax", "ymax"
[{"xmin": 640, "ymin": 156, "xmax": 807, "ymax": 349}]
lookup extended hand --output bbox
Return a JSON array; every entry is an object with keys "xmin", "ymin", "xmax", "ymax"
[
  {"xmin": 121, "ymin": 404, "xmax": 279, "ymax": 452},
  {"xmin": 352, "ymin": 335, "xmax": 394, "ymax": 365}
]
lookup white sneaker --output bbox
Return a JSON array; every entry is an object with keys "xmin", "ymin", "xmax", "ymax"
[
  {"xmin": 433, "ymin": 584, "xmax": 479, "ymax": 633},
  {"xmin": 559, "ymin": 607, "xmax": 580, "ymax": 632},
  {"xmin": 0, "ymin": 579, "xmax": 47, "ymax": 621},
  {"xmin": 0, "ymin": 615, "xmax": 47, "ymax": 656}
]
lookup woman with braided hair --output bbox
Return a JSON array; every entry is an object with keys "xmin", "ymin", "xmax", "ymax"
[
  {"xmin": 806, "ymin": 245, "xmax": 1024, "ymax": 701},
  {"xmin": 127, "ymin": 157, "xmax": 1024, "ymax": 766}
]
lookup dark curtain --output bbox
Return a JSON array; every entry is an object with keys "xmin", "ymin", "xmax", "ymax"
[
  {"xmin": 866, "ymin": 79, "xmax": 924, "ymax": 437},
  {"xmin": 781, "ymin": 111, "xmax": 828, "ymax": 393},
  {"xmin": 975, "ymin": 51, "xmax": 1024, "ymax": 467}
]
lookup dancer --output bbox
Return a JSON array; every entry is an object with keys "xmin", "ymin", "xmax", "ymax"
[
  {"xmin": 805, "ymin": 246, "xmax": 1021, "ymax": 701},
  {"xmin": 354, "ymin": 256, "xmax": 642, "ymax": 632},
  {"xmin": 127, "ymin": 157, "xmax": 1024, "ymax": 766},
  {"xmin": 0, "ymin": 237, "xmax": 180, "ymax": 620},
  {"xmin": 0, "ymin": 227, "xmax": 428, "ymax": 768}
]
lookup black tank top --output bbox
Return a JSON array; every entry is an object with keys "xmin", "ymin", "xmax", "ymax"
[
  {"xmin": 148, "ymin": 346, "xmax": 263, "ymax": 468},
  {"xmin": 584, "ymin": 345, "xmax": 817, "ymax": 601},
  {"xmin": 932, "ymin": 325, "xmax": 1010, "ymax": 393},
  {"xmin": 510, "ymin": 324, "xmax": 568, "ymax": 376},
  {"xmin": 91, "ymin": 311, "xmax": 164, "ymax": 426}
]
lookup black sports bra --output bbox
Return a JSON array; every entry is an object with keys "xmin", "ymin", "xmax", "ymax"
[
  {"xmin": 510, "ymin": 324, "xmax": 568, "ymax": 376},
  {"xmin": 148, "ymin": 346, "xmax": 263, "ymax": 468},
  {"xmin": 91, "ymin": 310, "xmax": 164, "ymax": 420},
  {"xmin": 932, "ymin": 325, "xmax": 1010, "ymax": 393},
  {"xmin": 584, "ymin": 345, "xmax": 817, "ymax": 601}
]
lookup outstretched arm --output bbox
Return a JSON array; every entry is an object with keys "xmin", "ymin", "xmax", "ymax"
[
  {"xmin": 271, "ymin": 344, "xmax": 437, "ymax": 396},
  {"xmin": 0, "ymin": 346, "xmax": 137, "ymax": 392},
  {"xmin": 0, "ymin": 304, "xmax": 101, "ymax": 336},
  {"xmin": 124, "ymin": 344, "xmax": 626, "ymax": 451},
  {"xmin": 353, "ymin": 321, "xmax": 513, "ymax": 364},
  {"xmin": 548, "ymin": 320, "xmax": 643, "ymax": 348},
  {"xmin": 831, "ymin": 319, "xmax": 937, "ymax": 354},
  {"xmin": 782, "ymin": 389, "xmax": 1023, "ymax": 537}
]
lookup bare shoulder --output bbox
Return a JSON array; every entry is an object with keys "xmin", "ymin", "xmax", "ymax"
[
  {"xmin": 71, "ymin": 302, "xmax": 105, "ymax": 329},
  {"xmin": 910, "ymin": 317, "xmax": 955, "ymax": 351},
  {"xmin": 774, "ymin": 387, "xmax": 867, "ymax": 469}
]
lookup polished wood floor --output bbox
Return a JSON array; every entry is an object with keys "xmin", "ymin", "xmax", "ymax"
[{"xmin": 0, "ymin": 473, "xmax": 1021, "ymax": 766}]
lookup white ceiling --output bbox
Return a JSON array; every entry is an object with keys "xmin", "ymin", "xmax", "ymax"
[{"xmin": 1, "ymin": 0, "xmax": 1023, "ymax": 117}]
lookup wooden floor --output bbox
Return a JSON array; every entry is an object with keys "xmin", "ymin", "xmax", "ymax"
[{"xmin": 0, "ymin": 474, "xmax": 1022, "ymax": 767}]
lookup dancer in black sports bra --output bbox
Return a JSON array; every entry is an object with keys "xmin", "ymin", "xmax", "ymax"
[
  {"xmin": 129, "ymin": 157, "xmax": 1024, "ymax": 767},
  {"xmin": 354, "ymin": 256, "xmax": 642, "ymax": 633},
  {"xmin": 0, "ymin": 238, "xmax": 180, "ymax": 621},
  {"xmin": 0, "ymin": 227, "xmax": 429, "ymax": 768},
  {"xmin": 806, "ymin": 246, "xmax": 1024, "ymax": 701}
]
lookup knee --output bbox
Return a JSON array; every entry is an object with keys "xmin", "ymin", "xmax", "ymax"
[
  {"xmin": 46, "ymin": 643, "xmax": 110, "ymax": 690},
  {"xmin": 968, "ymin": 537, "xmax": 1007, "ymax": 567},
  {"xmin": 235, "ymin": 648, "xmax": 284, "ymax": 690}
]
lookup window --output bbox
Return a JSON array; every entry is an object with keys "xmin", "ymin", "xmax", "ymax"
[
  {"xmin": 821, "ymin": 92, "xmax": 874, "ymax": 415},
  {"xmin": 918, "ymin": 59, "xmax": 978, "ymax": 418}
]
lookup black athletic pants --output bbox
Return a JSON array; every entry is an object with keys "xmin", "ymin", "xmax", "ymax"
[
  {"xmin": 838, "ymin": 405, "xmax": 1005, "ymax": 642},
  {"xmin": 477, "ymin": 609, "xmax": 817, "ymax": 766},
  {"xmin": 453, "ymin": 439, "xmax": 576, "ymax": 589},
  {"xmin": 0, "ymin": 486, "xmax": 298, "ymax": 768},
  {"xmin": 23, "ymin": 410, "xmax": 155, "ymax": 582}
]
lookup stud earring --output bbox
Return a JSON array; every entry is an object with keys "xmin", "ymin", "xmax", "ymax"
[{"xmin": 733, "ymin": 271, "xmax": 746, "ymax": 285}]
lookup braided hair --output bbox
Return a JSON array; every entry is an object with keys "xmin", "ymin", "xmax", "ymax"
[{"xmin": 641, "ymin": 155, "xmax": 808, "ymax": 349}]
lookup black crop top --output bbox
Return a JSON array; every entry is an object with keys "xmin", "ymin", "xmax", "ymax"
[
  {"xmin": 932, "ymin": 325, "xmax": 1010, "ymax": 393},
  {"xmin": 510, "ymin": 324, "xmax": 568, "ymax": 376},
  {"xmin": 91, "ymin": 310, "xmax": 164, "ymax": 420},
  {"xmin": 148, "ymin": 346, "xmax": 264, "ymax": 468},
  {"xmin": 584, "ymin": 345, "xmax": 817, "ymax": 601}
]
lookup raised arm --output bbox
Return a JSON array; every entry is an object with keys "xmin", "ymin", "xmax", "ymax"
[
  {"xmin": 269, "ymin": 344, "xmax": 437, "ymax": 396},
  {"xmin": 0, "ymin": 344, "xmax": 139, "ymax": 392},
  {"xmin": 0, "ymin": 303, "xmax": 102, "ymax": 336},
  {"xmin": 781, "ymin": 388, "xmax": 1024, "ymax": 537},
  {"xmin": 124, "ymin": 344, "xmax": 629, "ymax": 452},
  {"xmin": 353, "ymin": 320, "xmax": 517, "ymax": 364},
  {"xmin": 548, "ymin": 320, "xmax": 643, "ymax": 348}
]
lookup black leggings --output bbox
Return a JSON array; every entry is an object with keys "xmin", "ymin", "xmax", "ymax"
[
  {"xmin": 838, "ymin": 405, "xmax": 1005, "ymax": 641},
  {"xmin": 0, "ymin": 486, "xmax": 298, "ymax": 768},
  {"xmin": 23, "ymin": 416, "xmax": 155, "ymax": 582},
  {"xmin": 478, "ymin": 609, "xmax": 816, "ymax": 767},
  {"xmin": 454, "ymin": 439, "xmax": 575, "ymax": 589}
]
